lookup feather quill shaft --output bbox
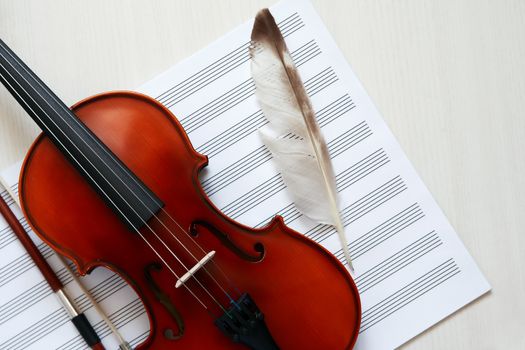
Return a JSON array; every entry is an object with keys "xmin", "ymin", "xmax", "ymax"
[{"xmin": 250, "ymin": 9, "xmax": 354, "ymax": 270}]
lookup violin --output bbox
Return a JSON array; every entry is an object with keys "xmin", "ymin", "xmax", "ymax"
[{"xmin": 0, "ymin": 38, "xmax": 360, "ymax": 349}]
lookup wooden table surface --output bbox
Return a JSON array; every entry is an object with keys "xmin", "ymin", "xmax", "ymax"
[{"xmin": 1, "ymin": 1, "xmax": 524, "ymax": 349}]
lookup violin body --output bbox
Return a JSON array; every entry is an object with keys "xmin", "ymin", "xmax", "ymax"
[{"xmin": 19, "ymin": 91, "xmax": 361, "ymax": 349}]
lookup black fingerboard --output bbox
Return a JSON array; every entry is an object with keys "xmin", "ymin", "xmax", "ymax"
[{"xmin": 0, "ymin": 39, "xmax": 163, "ymax": 231}]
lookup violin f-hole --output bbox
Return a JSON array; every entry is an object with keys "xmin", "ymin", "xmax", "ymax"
[
  {"xmin": 190, "ymin": 220, "xmax": 265, "ymax": 262},
  {"xmin": 144, "ymin": 263, "xmax": 185, "ymax": 340}
]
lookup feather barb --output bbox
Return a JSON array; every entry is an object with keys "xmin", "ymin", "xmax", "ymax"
[{"xmin": 250, "ymin": 9, "xmax": 354, "ymax": 271}]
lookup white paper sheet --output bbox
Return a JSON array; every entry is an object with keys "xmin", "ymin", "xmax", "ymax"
[
  {"xmin": 139, "ymin": 0, "xmax": 490, "ymax": 348},
  {"xmin": 0, "ymin": 0, "xmax": 489, "ymax": 348}
]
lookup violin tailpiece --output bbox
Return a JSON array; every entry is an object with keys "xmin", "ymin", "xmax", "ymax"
[{"xmin": 215, "ymin": 293, "xmax": 279, "ymax": 350}]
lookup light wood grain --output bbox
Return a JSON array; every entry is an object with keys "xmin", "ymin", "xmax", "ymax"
[{"xmin": 1, "ymin": 1, "xmax": 524, "ymax": 349}]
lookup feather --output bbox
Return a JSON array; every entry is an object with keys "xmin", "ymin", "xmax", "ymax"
[{"xmin": 250, "ymin": 9, "xmax": 354, "ymax": 270}]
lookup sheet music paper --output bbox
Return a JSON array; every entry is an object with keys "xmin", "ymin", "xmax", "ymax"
[
  {"xmin": 139, "ymin": 0, "xmax": 490, "ymax": 348},
  {"xmin": 0, "ymin": 0, "xmax": 489, "ymax": 349}
]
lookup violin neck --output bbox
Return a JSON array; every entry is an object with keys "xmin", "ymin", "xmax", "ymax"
[{"xmin": 0, "ymin": 39, "xmax": 163, "ymax": 231}]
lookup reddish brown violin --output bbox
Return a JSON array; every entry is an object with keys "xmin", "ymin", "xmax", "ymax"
[{"xmin": 0, "ymin": 38, "xmax": 360, "ymax": 349}]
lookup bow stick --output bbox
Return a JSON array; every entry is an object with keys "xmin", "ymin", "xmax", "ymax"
[
  {"xmin": 0, "ymin": 195, "xmax": 106, "ymax": 349},
  {"xmin": 0, "ymin": 180, "xmax": 134, "ymax": 349}
]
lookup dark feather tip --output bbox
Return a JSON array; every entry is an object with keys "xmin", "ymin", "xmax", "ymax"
[{"xmin": 251, "ymin": 8, "xmax": 286, "ymax": 52}]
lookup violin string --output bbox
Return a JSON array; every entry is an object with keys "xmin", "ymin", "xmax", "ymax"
[
  {"xmin": 0, "ymin": 47, "xmax": 241, "ymax": 303},
  {"xmin": 159, "ymin": 208, "xmax": 242, "ymax": 295},
  {"xmin": 149, "ymin": 214, "xmax": 235, "ymax": 302},
  {"xmin": 0, "ymin": 67, "xmax": 213, "ymax": 308},
  {"xmin": 0, "ymin": 61, "xmax": 223, "ymax": 312}
]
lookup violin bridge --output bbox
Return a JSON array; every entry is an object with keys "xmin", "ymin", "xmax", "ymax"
[{"xmin": 175, "ymin": 251, "xmax": 216, "ymax": 288}]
